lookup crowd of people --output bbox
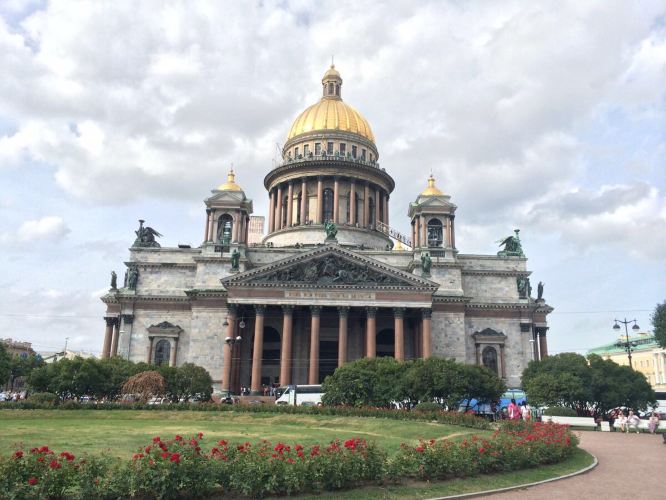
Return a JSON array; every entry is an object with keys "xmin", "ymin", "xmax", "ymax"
[
  {"xmin": 609, "ymin": 409, "xmax": 661, "ymax": 434},
  {"xmin": 0, "ymin": 391, "xmax": 26, "ymax": 402}
]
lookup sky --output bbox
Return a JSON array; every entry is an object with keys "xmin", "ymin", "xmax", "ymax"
[{"xmin": 0, "ymin": 0, "xmax": 664, "ymax": 357}]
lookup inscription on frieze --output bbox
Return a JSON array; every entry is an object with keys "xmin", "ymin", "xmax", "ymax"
[{"xmin": 284, "ymin": 291, "xmax": 376, "ymax": 300}]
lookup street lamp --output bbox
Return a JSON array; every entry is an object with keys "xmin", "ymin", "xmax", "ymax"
[{"xmin": 613, "ymin": 318, "xmax": 640, "ymax": 369}]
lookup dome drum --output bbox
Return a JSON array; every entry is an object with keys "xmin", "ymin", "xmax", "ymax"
[{"xmin": 263, "ymin": 224, "xmax": 391, "ymax": 249}]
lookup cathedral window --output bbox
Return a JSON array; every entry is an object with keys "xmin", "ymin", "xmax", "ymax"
[
  {"xmin": 361, "ymin": 149, "xmax": 366, "ymax": 160},
  {"xmin": 340, "ymin": 143, "xmax": 346, "ymax": 156},
  {"xmin": 282, "ymin": 195, "xmax": 288, "ymax": 226},
  {"xmin": 323, "ymin": 188, "xmax": 334, "ymax": 222},
  {"xmin": 294, "ymin": 147, "xmax": 299, "ymax": 158},
  {"xmin": 315, "ymin": 143, "xmax": 321, "ymax": 155},
  {"xmin": 351, "ymin": 145, "xmax": 357, "ymax": 158},
  {"xmin": 327, "ymin": 142, "xmax": 334, "ymax": 155},
  {"xmin": 304, "ymin": 144, "xmax": 310, "ymax": 156},
  {"xmin": 154, "ymin": 339, "xmax": 171, "ymax": 366},
  {"xmin": 335, "ymin": 84, "xmax": 340, "ymax": 96},
  {"xmin": 427, "ymin": 218, "xmax": 444, "ymax": 247},
  {"xmin": 328, "ymin": 82, "xmax": 334, "ymax": 95},
  {"xmin": 482, "ymin": 346, "xmax": 498, "ymax": 375}
]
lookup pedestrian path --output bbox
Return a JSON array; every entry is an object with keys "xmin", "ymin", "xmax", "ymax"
[{"xmin": 491, "ymin": 431, "xmax": 665, "ymax": 499}]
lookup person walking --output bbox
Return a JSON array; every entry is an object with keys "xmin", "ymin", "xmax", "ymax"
[
  {"xmin": 648, "ymin": 412, "xmax": 660, "ymax": 434},
  {"xmin": 520, "ymin": 401, "xmax": 532, "ymax": 421},
  {"xmin": 508, "ymin": 398, "xmax": 521, "ymax": 420},
  {"xmin": 626, "ymin": 410, "xmax": 641, "ymax": 434}
]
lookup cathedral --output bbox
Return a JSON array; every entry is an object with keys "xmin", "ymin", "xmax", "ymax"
[{"xmin": 101, "ymin": 65, "xmax": 552, "ymax": 395}]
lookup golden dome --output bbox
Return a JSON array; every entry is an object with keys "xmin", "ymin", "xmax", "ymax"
[
  {"xmin": 217, "ymin": 169, "xmax": 243, "ymax": 191},
  {"xmin": 286, "ymin": 65, "xmax": 375, "ymax": 143},
  {"xmin": 421, "ymin": 174, "xmax": 444, "ymax": 196}
]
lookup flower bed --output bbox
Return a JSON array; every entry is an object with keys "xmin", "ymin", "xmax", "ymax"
[{"xmin": 0, "ymin": 422, "xmax": 578, "ymax": 499}]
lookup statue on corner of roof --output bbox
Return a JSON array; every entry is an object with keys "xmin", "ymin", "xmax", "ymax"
[
  {"xmin": 324, "ymin": 220, "xmax": 338, "ymax": 241},
  {"xmin": 497, "ymin": 229, "xmax": 524, "ymax": 257},
  {"xmin": 132, "ymin": 219, "xmax": 162, "ymax": 248},
  {"xmin": 110, "ymin": 271, "xmax": 117, "ymax": 290}
]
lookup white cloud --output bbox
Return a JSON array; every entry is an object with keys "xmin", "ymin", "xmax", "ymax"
[{"xmin": 15, "ymin": 216, "xmax": 70, "ymax": 243}]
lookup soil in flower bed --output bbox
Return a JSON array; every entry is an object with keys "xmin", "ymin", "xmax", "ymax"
[{"xmin": 0, "ymin": 410, "xmax": 487, "ymax": 457}]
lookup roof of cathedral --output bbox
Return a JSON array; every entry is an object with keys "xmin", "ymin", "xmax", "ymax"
[
  {"xmin": 286, "ymin": 65, "xmax": 375, "ymax": 144},
  {"xmin": 217, "ymin": 169, "xmax": 243, "ymax": 192},
  {"xmin": 420, "ymin": 174, "xmax": 444, "ymax": 196}
]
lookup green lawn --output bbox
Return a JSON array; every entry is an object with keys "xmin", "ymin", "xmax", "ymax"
[{"xmin": 0, "ymin": 410, "xmax": 486, "ymax": 457}]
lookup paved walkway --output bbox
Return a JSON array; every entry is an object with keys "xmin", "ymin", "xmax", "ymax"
[{"xmin": 491, "ymin": 431, "xmax": 666, "ymax": 499}]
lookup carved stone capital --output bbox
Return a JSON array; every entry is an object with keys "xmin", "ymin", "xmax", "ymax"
[
  {"xmin": 227, "ymin": 303, "xmax": 238, "ymax": 316},
  {"xmin": 121, "ymin": 314, "xmax": 134, "ymax": 325},
  {"xmin": 393, "ymin": 307, "xmax": 406, "ymax": 318},
  {"xmin": 421, "ymin": 308, "xmax": 432, "ymax": 319},
  {"xmin": 337, "ymin": 306, "xmax": 350, "ymax": 317},
  {"xmin": 104, "ymin": 316, "xmax": 117, "ymax": 327},
  {"xmin": 366, "ymin": 306, "xmax": 378, "ymax": 318},
  {"xmin": 206, "ymin": 208, "xmax": 212, "ymax": 215},
  {"xmin": 281, "ymin": 305, "xmax": 294, "ymax": 315},
  {"xmin": 520, "ymin": 323, "xmax": 532, "ymax": 333},
  {"xmin": 254, "ymin": 304, "xmax": 266, "ymax": 315},
  {"xmin": 310, "ymin": 305, "xmax": 322, "ymax": 316}
]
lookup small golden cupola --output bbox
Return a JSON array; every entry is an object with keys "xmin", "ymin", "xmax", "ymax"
[
  {"xmin": 322, "ymin": 64, "xmax": 342, "ymax": 99},
  {"xmin": 421, "ymin": 174, "xmax": 444, "ymax": 197},
  {"xmin": 218, "ymin": 168, "xmax": 243, "ymax": 192}
]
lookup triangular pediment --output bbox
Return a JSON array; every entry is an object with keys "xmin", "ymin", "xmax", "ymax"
[{"xmin": 222, "ymin": 245, "xmax": 439, "ymax": 291}]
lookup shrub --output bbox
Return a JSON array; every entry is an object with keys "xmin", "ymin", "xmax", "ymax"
[
  {"xmin": 543, "ymin": 406, "xmax": 578, "ymax": 417},
  {"xmin": 28, "ymin": 392, "xmax": 59, "ymax": 405},
  {"xmin": 413, "ymin": 402, "xmax": 442, "ymax": 412}
]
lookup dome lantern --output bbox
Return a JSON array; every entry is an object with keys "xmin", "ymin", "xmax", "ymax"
[
  {"xmin": 421, "ymin": 174, "xmax": 444, "ymax": 197},
  {"xmin": 217, "ymin": 167, "xmax": 243, "ymax": 192},
  {"xmin": 322, "ymin": 64, "xmax": 342, "ymax": 99}
]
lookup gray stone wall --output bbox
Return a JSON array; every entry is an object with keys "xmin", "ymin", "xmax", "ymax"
[
  {"xmin": 462, "ymin": 275, "xmax": 520, "ymax": 303},
  {"xmin": 430, "ymin": 311, "xmax": 466, "ymax": 361},
  {"xmin": 136, "ymin": 266, "xmax": 195, "ymax": 294}
]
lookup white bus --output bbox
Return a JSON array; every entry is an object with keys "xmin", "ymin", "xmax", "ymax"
[{"xmin": 275, "ymin": 385, "xmax": 324, "ymax": 406}]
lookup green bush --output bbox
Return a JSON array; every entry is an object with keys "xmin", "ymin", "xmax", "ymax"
[
  {"xmin": 543, "ymin": 406, "xmax": 578, "ymax": 417},
  {"xmin": 413, "ymin": 402, "xmax": 442, "ymax": 412},
  {"xmin": 27, "ymin": 392, "xmax": 58, "ymax": 405}
]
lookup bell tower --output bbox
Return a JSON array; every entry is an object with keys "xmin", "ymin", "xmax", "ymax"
[
  {"xmin": 203, "ymin": 168, "xmax": 253, "ymax": 248},
  {"xmin": 408, "ymin": 174, "xmax": 457, "ymax": 253}
]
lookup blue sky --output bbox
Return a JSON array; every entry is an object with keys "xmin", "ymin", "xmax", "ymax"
[{"xmin": 0, "ymin": 0, "xmax": 664, "ymax": 356}]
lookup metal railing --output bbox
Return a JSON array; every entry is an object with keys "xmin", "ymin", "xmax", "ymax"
[
  {"xmin": 276, "ymin": 152, "xmax": 381, "ymax": 170},
  {"xmin": 376, "ymin": 221, "xmax": 412, "ymax": 248}
]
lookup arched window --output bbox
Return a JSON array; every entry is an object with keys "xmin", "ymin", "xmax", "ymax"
[
  {"xmin": 323, "ymin": 188, "xmax": 334, "ymax": 222},
  {"xmin": 217, "ymin": 214, "xmax": 233, "ymax": 244},
  {"xmin": 376, "ymin": 329, "xmax": 394, "ymax": 358},
  {"xmin": 154, "ymin": 339, "xmax": 171, "ymax": 366},
  {"xmin": 328, "ymin": 82, "xmax": 334, "ymax": 95},
  {"xmin": 427, "ymin": 218, "xmax": 444, "ymax": 247},
  {"xmin": 482, "ymin": 346, "xmax": 498, "ymax": 375}
]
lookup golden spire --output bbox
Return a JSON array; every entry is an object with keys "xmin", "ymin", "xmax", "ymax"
[
  {"xmin": 217, "ymin": 166, "xmax": 243, "ymax": 191},
  {"xmin": 420, "ymin": 174, "xmax": 444, "ymax": 196}
]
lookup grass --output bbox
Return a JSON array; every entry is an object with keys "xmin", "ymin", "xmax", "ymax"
[
  {"xmin": 0, "ymin": 410, "xmax": 487, "ymax": 457},
  {"xmin": 297, "ymin": 447, "xmax": 595, "ymax": 499}
]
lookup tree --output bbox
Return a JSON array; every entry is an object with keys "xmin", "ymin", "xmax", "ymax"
[
  {"xmin": 322, "ymin": 357, "xmax": 407, "ymax": 407},
  {"xmin": 522, "ymin": 352, "xmax": 657, "ymax": 417},
  {"xmin": 0, "ymin": 343, "xmax": 10, "ymax": 388},
  {"xmin": 122, "ymin": 371, "xmax": 165, "ymax": 402},
  {"xmin": 652, "ymin": 300, "xmax": 666, "ymax": 348}
]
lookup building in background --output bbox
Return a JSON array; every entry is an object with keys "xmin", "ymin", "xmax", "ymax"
[
  {"xmin": 101, "ymin": 66, "xmax": 552, "ymax": 395},
  {"xmin": 247, "ymin": 216, "xmax": 265, "ymax": 245},
  {"xmin": 36, "ymin": 349, "xmax": 98, "ymax": 364},
  {"xmin": 588, "ymin": 332, "xmax": 666, "ymax": 391},
  {"xmin": 0, "ymin": 338, "xmax": 35, "ymax": 358}
]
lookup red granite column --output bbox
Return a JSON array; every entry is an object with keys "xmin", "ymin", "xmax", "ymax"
[
  {"xmin": 350, "ymin": 181, "xmax": 356, "ymax": 224},
  {"xmin": 421, "ymin": 308, "xmax": 432, "ymax": 358},
  {"xmin": 250, "ymin": 305, "xmax": 265, "ymax": 394},
  {"xmin": 365, "ymin": 307, "xmax": 377, "ymax": 358},
  {"xmin": 309, "ymin": 306, "xmax": 321, "ymax": 384},
  {"xmin": 333, "ymin": 177, "xmax": 340, "ymax": 223},
  {"xmin": 300, "ymin": 180, "xmax": 307, "ymax": 224},
  {"xmin": 316, "ymin": 177, "xmax": 323, "ymax": 223},
  {"xmin": 268, "ymin": 189, "xmax": 275, "ymax": 233},
  {"xmin": 363, "ymin": 183, "xmax": 370, "ymax": 228},
  {"xmin": 221, "ymin": 305, "xmax": 237, "ymax": 395},
  {"xmin": 207, "ymin": 210, "xmax": 215, "ymax": 242},
  {"xmin": 287, "ymin": 181, "xmax": 294, "ymax": 227},
  {"xmin": 394, "ymin": 308, "xmax": 405, "ymax": 361},
  {"xmin": 279, "ymin": 306, "xmax": 293, "ymax": 386},
  {"xmin": 204, "ymin": 208, "xmax": 211, "ymax": 242},
  {"xmin": 338, "ymin": 306, "xmax": 349, "ymax": 367},
  {"xmin": 276, "ymin": 185, "xmax": 283, "ymax": 230},
  {"xmin": 110, "ymin": 318, "xmax": 120, "ymax": 356},
  {"xmin": 146, "ymin": 337, "xmax": 154, "ymax": 364},
  {"xmin": 538, "ymin": 329, "xmax": 548, "ymax": 358},
  {"xmin": 102, "ymin": 317, "xmax": 114, "ymax": 358},
  {"xmin": 170, "ymin": 339, "xmax": 178, "ymax": 367}
]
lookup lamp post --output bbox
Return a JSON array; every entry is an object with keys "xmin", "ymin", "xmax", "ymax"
[
  {"xmin": 224, "ymin": 315, "xmax": 244, "ymax": 395},
  {"xmin": 613, "ymin": 318, "xmax": 640, "ymax": 369}
]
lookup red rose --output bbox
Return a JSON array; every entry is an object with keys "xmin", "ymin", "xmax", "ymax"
[
  {"xmin": 28, "ymin": 477, "xmax": 38, "ymax": 486},
  {"xmin": 218, "ymin": 440, "xmax": 228, "ymax": 446},
  {"xmin": 49, "ymin": 459, "xmax": 62, "ymax": 470},
  {"xmin": 152, "ymin": 436, "xmax": 161, "ymax": 443},
  {"xmin": 13, "ymin": 450, "xmax": 23, "ymax": 459},
  {"xmin": 161, "ymin": 452, "xmax": 169, "ymax": 459},
  {"xmin": 38, "ymin": 446, "xmax": 49, "ymax": 453},
  {"xmin": 415, "ymin": 446, "xmax": 424, "ymax": 453},
  {"xmin": 190, "ymin": 438, "xmax": 198, "ymax": 446},
  {"xmin": 479, "ymin": 448, "xmax": 486, "ymax": 454},
  {"xmin": 197, "ymin": 432, "xmax": 204, "ymax": 439},
  {"xmin": 170, "ymin": 453, "xmax": 181, "ymax": 464},
  {"xmin": 38, "ymin": 457, "xmax": 45, "ymax": 463},
  {"xmin": 295, "ymin": 444, "xmax": 303, "ymax": 451},
  {"xmin": 175, "ymin": 435, "xmax": 183, "ymax": 442}
]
